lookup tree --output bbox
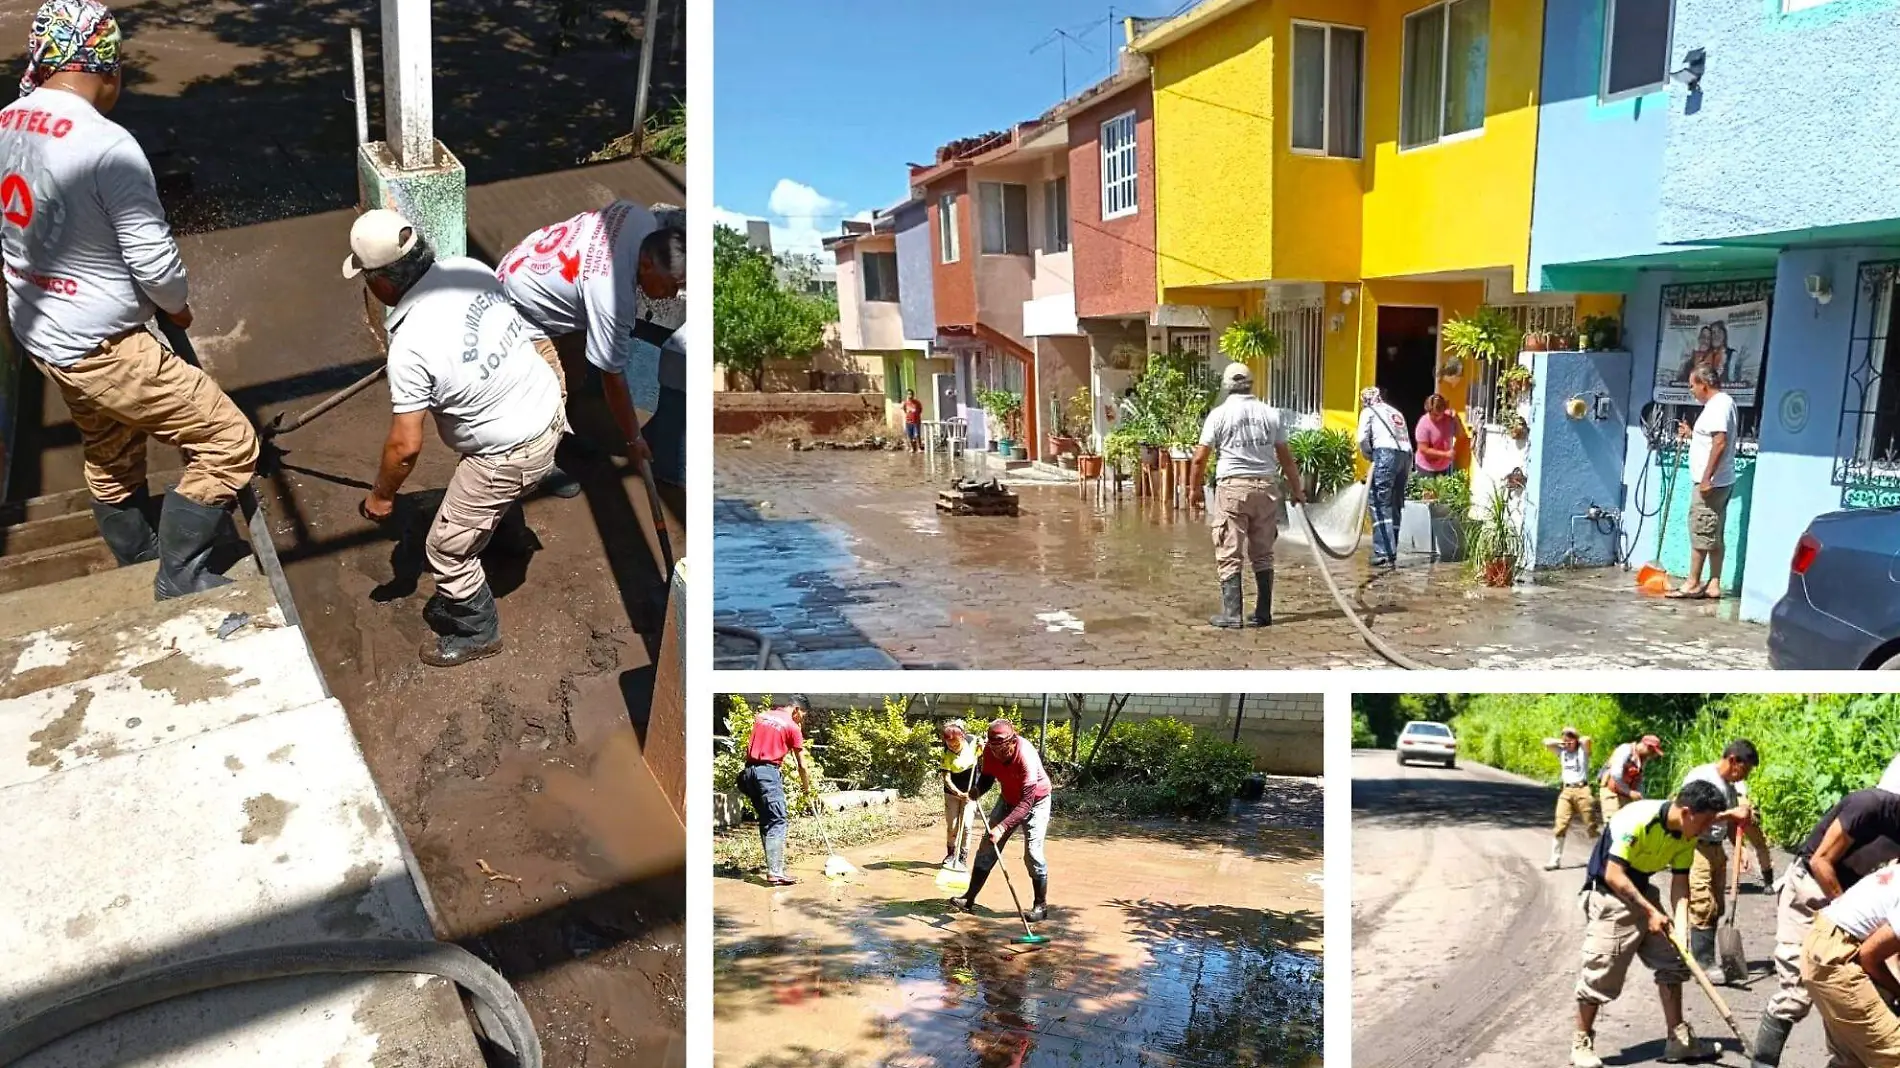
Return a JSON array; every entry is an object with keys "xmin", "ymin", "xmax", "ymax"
[{"xmin": 713, "ymin": 224, "xmax": 834, "ymax": 391}]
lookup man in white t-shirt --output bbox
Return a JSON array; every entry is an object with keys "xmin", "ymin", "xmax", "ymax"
[
  {"xmin": 1544, "ymin": 728, "xmax": 1598, "ymax": 871},
  {"xmin": 1802, "ymin": 865, "xmax": 1900, "ymax": 1065},
  {"xmin": 495, "ymin": 200, "xmax": 684, "ymax": 497},
  {"xmin": 1671, "ymin": 366, "xmax": 1738, "ymax": 599},
  {"xmin": 1189, "ymin": 362, "xmax": 1304, "ymax": 628},
  {"xmin": 345, "ymin": 210, "xmax": 563, "ymax": 668},
  {"xmin": 1678, "ymin": 740, "xmax": 1768, "ymax": 985},
  {"xmin": 1357, "ymin": 387, "xmax": 1414, "ymax": 569}
]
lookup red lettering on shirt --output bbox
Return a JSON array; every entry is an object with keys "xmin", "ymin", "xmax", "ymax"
[
  {"xmin": 0, "ymin": 110, "xmax": 76, "ymax": 138},
  {"xmin": 51, "ymin": 118, "xmax": 70, "ymax": 138},
  {"xmin": 3, "ymin": 262, "xmax": 79, "ymax": 295},
  {"xmin": 1, "ymin": 174, "xmax": 34, "ymax": 228}
]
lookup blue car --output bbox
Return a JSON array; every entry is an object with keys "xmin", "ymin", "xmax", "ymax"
[{"xmin": 1768, "ymin": 507, "xmax": 1900, "ymax": 670}]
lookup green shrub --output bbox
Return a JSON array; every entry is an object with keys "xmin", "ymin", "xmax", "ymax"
[
  {"xmin": 1352, "ymin": 709, "xmax": 1378, "ymax": 748},
  {"xmin": 1288, "ymin": 428, "xmax": 1357, "ymax": 497},
  {"xmin": 819, "ymin": 697, "xmax": 938, "ymax": 797},
  {"xmin": 1084, "ymin": 716, "xmax": 1197, "ymax": 784},
  {"xmin": 1155, "ymin": 735, "xmax": 1256, "ymax": 818},
  {"xmin": 1408, "ymin": 469, "xmax": 1471, "ymax": 516},
  {"xmin": 1450, "ymin": 693, "xmax": 1638, "ymax": 786}
]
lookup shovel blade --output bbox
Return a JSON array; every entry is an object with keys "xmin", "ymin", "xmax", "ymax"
[{"xmin": 1717, "ymin": 925, "xmax": 1747, "ymax": 980}]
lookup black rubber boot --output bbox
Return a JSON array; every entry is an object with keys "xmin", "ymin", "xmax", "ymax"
[
  {"xmin": 153, "ymin": 491, "xmax": 235, "ymax": 600},
  {"xmin": 91, "ymin": 487, "xmax": 159, "ymax": 566},
  {"xmin": 1209, "ymin": 574, "xmax": 1245, "ymax": 629},
  {"xmin": 1749, "ymin": 1015, "xmax": 1791, "ymax": 1068},
  {"xmin": 951, "ymin": 854, "xmax": 995, "ymax": 912},
  {"xmin": 1026, "ymin": 873, "xmax": 1048, "ymax": 922},
  {"xmin": 419, "ymin": 582, "xmax": 504, "ymax": 668},
  {"xmin": 539, "ymin": 463, "xmax": 583, "ymax": 499},
  {"xmin": 1689, "ymin": 927, "xmax": 1723, "ymax": 985},
  {"xmin": 1248, "ymin": 570, "xmax": 1273, "ymax": 627}
]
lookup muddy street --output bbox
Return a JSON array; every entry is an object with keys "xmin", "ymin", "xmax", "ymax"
[
  {"xmin": 712, "ymin": 445, "xmax": 1770, "ymax": 671},
  {"xmin": 713, "ymin": 789, "xmax": 1325, "ymax": 1067},
  {"xmin": 1352, "ymin": 750, "xmax": 1814, "ymax": 1068}
]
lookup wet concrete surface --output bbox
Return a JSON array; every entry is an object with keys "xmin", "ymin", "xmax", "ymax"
[
  {"xmin": 1353, "ymin": 751, "xmax": 1814, "ymax": 1068},
  {"xmin": 713, "ymin": 786, "xmax": 1324, "ymax": 1067},
  {"xmin": 712, "ymin": 445, "xmax": 1772, "ymax": 671}
]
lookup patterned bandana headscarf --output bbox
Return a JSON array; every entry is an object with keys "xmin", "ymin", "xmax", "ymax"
[
  {"xmin": 20, "ymin": 0, "xmax": 121, "ymax": 99},
  {"xmin": 1360, "ymin": 387, "xmax": 1384, "ymax": 408}
]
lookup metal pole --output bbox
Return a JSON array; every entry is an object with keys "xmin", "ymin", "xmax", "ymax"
[
  {"xmin": 631, "ymin": 0, "xmax": 661, "ymax": 152},
  {"xmin": 381, "ymin": 0, "xmax": 433, "ymax": 168},
  {"xmin": 1040, "ymin": 694, "xmax": 1050, "ymax": 752},
  {"xmin": 350, "ymin": 28, "xmax": 369, "ymax": 146},
  {"xmin": 1233, "ymin": 693, "xmax": 1246, "ymax": 744}
]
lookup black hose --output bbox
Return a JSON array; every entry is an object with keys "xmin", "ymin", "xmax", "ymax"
[
  {"xmin": 0, "ymin": 939, "xmax": 540, "ymax": 1068},
  {"xmin": 713, "ymin": 624, "xmax": 773, "ymax": 670}
]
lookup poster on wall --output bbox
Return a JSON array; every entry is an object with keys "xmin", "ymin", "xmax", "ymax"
[{"xmin": 1653, "ymin": 301, "xmax": 1768, "ymax": 406}]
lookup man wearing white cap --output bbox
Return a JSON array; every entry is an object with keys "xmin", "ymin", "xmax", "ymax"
[
  {"xmin": 2, "ymin": 0, "xmax": 258, "ymax": 599},
  {"xmin": 345, "ymin": 209, "xmax": 563, "ymax": 668},
  {"xmin": 495, "ymin": 200, "xmax": 685, "ymax": 497},
  {"xmin": 1189, "ymin": 361, "xmax": 1304, "ymax": 628}
]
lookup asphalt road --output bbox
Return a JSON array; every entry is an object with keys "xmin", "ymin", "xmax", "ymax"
[{"xmin": 1352, "ymin": 749, "xmax": 1830, "ymax": 1067}]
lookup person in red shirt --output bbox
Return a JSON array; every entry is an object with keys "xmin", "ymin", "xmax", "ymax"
[
  {"xmin": 901, "ymin": 390, "xmax": 924, "ymax": 452},
  {"xmin": 949, "ymin": 719, "xmax": 1054, "ymax": 921},
  {"xmin": 736, "ymin": 695, "xmax": 814, "ymax": 886}
]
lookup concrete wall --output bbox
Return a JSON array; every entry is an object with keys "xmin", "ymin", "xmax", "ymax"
[
  {"xmin": 1527, "ymin": 0, "xmax": 1675, "ymax": 288},
  {"xmin": 710, "ymin": 391, "xmax": 884, "ymax": 435},
  {"xmin": 1524, "ymin": 349, "xmax": 1631, "ymax": 568},
  {"xmin": 785, "ymin": 693, "xmax": 1325, "ymax": 777},
  {"xmin": 1662, "ymin": 0, "xmax": 1900, "ymax": 245},
  {"xmin": 835, "ymin": 234, "xmax": 906, "ymax": 352},
  {"xmin": 1069, "ymin": 79, "xmax": 1158, "ymax": 319},
  {"xmin": 894, "ymin": 200, "xmax": 936, "ymax": 343}
]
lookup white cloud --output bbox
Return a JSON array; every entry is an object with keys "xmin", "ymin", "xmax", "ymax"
[{"xmin": 714, "ymin": 178, "xmax": 854, "ymax": 258}]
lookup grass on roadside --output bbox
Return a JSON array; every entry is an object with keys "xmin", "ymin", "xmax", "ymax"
[
  {"xmin": 714, "ymin": 796, "xmax": 942, "ymax": 875},
  {"xmin": 744, "ymin": 417, "xmax": 814, "ymax": 442}
]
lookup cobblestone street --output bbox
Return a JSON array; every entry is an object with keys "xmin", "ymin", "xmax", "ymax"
[{"xmin": 713, "ymin": 443, "xmax": 1771, "ymax": 671}]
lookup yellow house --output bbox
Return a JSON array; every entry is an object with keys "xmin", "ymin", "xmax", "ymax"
[{"xmin": 1132, "ymin": 0, "xmax": 1613, "ymax": 447}]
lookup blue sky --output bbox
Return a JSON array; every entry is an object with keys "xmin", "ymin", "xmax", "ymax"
[{"xmin": 714, "ymin": 0, "xmax": 1190, "ymax": 255}]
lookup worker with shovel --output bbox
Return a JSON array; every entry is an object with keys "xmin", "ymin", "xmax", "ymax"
[
  {"xmin": 1545, "ymin": 728, "xmax": 1599, "ymax": 871},
  {"xmin": 1, "ymin": 0, "xmax": 258, "ymax": 600},
  {"xmin": 939, "ymin": 720, "xmax": 982, "ymax": 872},
  {"xmin": 736, "ymin": 696, "xmax": 814, "ymax": 887},
  {"xmin": 346, "ymin": 210, "xmax": 562, "ymax": 668},
  {"xmin": 494, "ymin": 200, "xmax": 685, "ymax": 498},
  {"xmin": 1800, "ymin": 865, "xmax": 1900, "ymax": 1066},
  {"xmin": 1679, "ymin": 739, "xmax": 1770, "ymax": 986},
  {"xmin": 1189, "ymin": 361, "xmax": 1305, "ymax": 629},
  {"xmin": 949, "ymin": 720, "xmax": 1053, "ymax": 923},
  {"xmin": 1569, "ymin": 778, "xmax": 1728, "ymax": 1068},
  {"xmin": 1753, "ymin": 786, "xmax": 1900, "ymax": 1066},
  {"xmin": 1600, "ymin": 734, "xmax": 1665, "ymax": 823}
]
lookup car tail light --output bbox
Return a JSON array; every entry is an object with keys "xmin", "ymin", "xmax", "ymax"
[{"xmin": 1792, "ymin": 533, "xmax": 1820, "ymax": 575}]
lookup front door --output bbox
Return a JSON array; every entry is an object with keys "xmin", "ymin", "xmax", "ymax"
[{"xmin": 1375, "ymin": 306, "xmax": 1441, "ymax": 441}]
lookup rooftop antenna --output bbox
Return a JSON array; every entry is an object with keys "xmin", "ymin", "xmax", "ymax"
[{"xmin": 1030, "ymin": 27, "xmax": 1093, "ymax": 99}]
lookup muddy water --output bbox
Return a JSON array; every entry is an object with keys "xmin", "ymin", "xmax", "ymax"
[{"xmin": 713, "ymin": 807, "xmax": 1323, "ymax": 1067}]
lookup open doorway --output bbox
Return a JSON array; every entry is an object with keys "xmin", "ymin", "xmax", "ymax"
[{"xmin": 1375, "ymin": 305, "xmax": 1440, "ymax": 440}]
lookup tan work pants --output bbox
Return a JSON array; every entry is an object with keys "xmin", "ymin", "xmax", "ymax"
[
  {"xmin": 1804, "ymin": 914, "xmax": 1900, "ymax": 1068},
  {"xmin": 426, "ymin": 421, "xmax": 560, "ymax": 600},
  {"xmin": 1211, "ymin": 477, "xmax": 1281, "ymax": 579},
  {"xmin": 1576, "ymin": 884, "xmax": 1690, "ymax": 1004},
  {"xmin": 1766, "ymin": 860, "xmax": 1832, "ymax": 1024},
  {"xmin": 944, "ymin": 790, "xmax": 976, "ymax": 856},
  {"xmin": 1689, "ymin": 839, "xmax": 1730, "ymax": 929},
  {"xmin": 533, "ymin": 336, "xmax": 567, "ymax": 405},
  {"xmin": 32, "ymin": 328, "xmax": 257, "ymax": 507},
  {"xmin": 1600, "ymin": 787, "xmax": 1630, "ymax": 824},
  {"xmin": 1554, "ymin": 783, "xmax": 1601, "ymax": 841}
]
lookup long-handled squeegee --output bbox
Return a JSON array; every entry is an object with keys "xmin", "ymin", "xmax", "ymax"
[{"xmin": 966, "ymin": 802, "xmax": 1049, "ymax": 946}]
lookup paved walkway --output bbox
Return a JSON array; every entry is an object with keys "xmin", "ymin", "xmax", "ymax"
[
  {"xmin": 712, "ymin": 445, "xmax": 1771, "ymax": 671},
  {"xmin": 713, "ymin": 788, "xmax": 1323, "ymax": 1067}
]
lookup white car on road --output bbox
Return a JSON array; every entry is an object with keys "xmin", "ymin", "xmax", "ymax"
[{"xmin": 1396, "ymin": 721, "xmax": 1458, "ymax": 768}]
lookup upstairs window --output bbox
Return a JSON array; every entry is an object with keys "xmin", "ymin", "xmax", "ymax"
[
  {"xmin": 1101, "ymin": 111, "xmax": 1139, "ymax": 219},
  {"xmin": 979, "ymin": 182, "xmax": 1029, "ymax": 255},
  {"xmin": 1291, "ymin": 22, "xmax": 1365, "ymax": 158},
  {"xmin": 1602, "ymin": 0, "xmax": 1673, "ymax": 101},
  {"xmin": 862, "ymin": 251, "xmax": 899, "ymax": 302},
  {"xmin": 1044, "ymin": 177, "xmax": 1070, "ymax": 253},
  {"xmin": 1401, "ymin": 0, "xmax": 1490, "ymax": 149}
]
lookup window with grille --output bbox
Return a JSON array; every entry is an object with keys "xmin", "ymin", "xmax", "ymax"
[
  {"xmin": 1467, "ymin": 302, "xmax": 1575, "ymax": 427},
  {"xmin": 1044, "ymin": 177, "xmax": 1069, "ymax": 253},
  {"xmin": 1836, "ymin": 262, "xmax": 1900, "ymax": 507},
  {"xmin": 861, "ymin": 252, "xmax": 899, "ymax": 303},
  {"xmin": 1168, "ymin": 329, "xmax": 1212, "ymax": 357},
  {"xmin": 1291, "ymin": 22, "xmax": 1365, "ymax": 158},
  {"xmin": 1401, "ymin": 0, "xmax": 1490, "ymax": 149},
  {"xmin": 1268, "ymin": 300, "xmax": 1326, "ymax": 419},
  {"xmin": 979, "ymin": 182, "xmax": 1029, "ymax": 255},
  {"xmin": 1101, "ymin": 111, "xmax": 1139, "ymax": 219}
]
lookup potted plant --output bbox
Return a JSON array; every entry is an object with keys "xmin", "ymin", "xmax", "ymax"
[
  {"xmin": 1405, "ymin": 470, "xmax": 1472, "ymax": 561},
  {"xmin": 1504, "ymin": 412, "xmax": 1530, "ymax": 441},
  {"xmin": 1498, "ymin": 364, "xmax": 1534, "ymax": 402},
  {"xmin": 1580, "ymin": 314, "xmax": 1620, "ymax": 351},
  {"xmin": 1443, "ymin": 307, "xmax": 1525, "ymax": 368},
  {"xmin": 1101, "ymin": 426, "xmax": 1138, "ymax": 481},
  {"xmin": 1048, "ymin": 387, "xmax": 1091, "ymax": 458},
  {"xmin": 1467, "ymin": 488, "xmax": 1524, "ymax": 588},
  {"xmin": 1524, "ymin": 331, "xmax": 1550, "ymax": 352},
  {"xmin": 1287, "ymin": 428, "xmax": 1357, "ymax": 503},
  {"xmin": 1219, "ymin": 317, "xmax": 1280, "ymax": 366},
  {"xmin": 977, "ymin": 388, "xmax": 1023, "ymax": 454}
]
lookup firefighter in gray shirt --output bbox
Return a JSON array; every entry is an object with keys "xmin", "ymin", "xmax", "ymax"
[{"xmin": 1190, "ymin": 362, "xmax": 1306, "ymax": 628}]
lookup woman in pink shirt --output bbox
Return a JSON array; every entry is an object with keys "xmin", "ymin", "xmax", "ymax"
[{"xmin": 1414, "ymin": 393, "xmax": 1464, "ymax": 476}]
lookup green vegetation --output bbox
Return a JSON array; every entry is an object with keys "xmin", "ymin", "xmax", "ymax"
[
  {"xmin": 1407, "ymin": 469, "xmax": 1471, "ymax": 516},
  {"xmin": 1287, "ymin": 428, "xmax": 1357, "ymax": 498},
  {"xmin": 713, "ymin": 225, "xmax": 836, "ymax": 391},
  {"xmin": 1442, "ymin": 307, "xmax": 1524, "ymax": 366},
  {"xmin": 976, "ymin": 389, "xmax": 1024, "ymax": 442},
  {"xmin": 1353, "ymin": 693, "xmax": 1900, "ymax": 846},
  {"xmin": 1218, "ymin": 317, "xmax": 1280, "ymax": 365},
  {"xmin": 1117, "ymin": 350, "xmax": 1219, "ymax": 448}
]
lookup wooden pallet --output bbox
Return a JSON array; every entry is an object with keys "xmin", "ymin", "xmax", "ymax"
[{"xmin": 937, "ymin": 489, "xmax": 1020, "ymax": 517}]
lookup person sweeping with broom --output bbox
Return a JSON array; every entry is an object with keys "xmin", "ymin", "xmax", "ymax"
[
  {"xmin": 736, "ymin": 696, "xmax": 814, "ymax": 887},
  {"xmin": 939, "ymin": 720, "xmax": 982, "ymax": 873},
  {"xmin": 949, "ymin": 720, "xmax": 1052, "ymax": 923}
]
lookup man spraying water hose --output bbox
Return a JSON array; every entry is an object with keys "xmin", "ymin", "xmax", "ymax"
[
  {"xmin": 1190, "ymin": 362, "xmax": 1305, "ymax": 629},
  {"xmin": 735, "ymin": 696, "xmax": 814, "ymax": 887},
  {"xmin": 949, "ymin": 720, "xmax": 1053, "ymax": 922},
  {"xmin": 1357, "ymin": 387, "xmax": 1412, "ymax": 569}
]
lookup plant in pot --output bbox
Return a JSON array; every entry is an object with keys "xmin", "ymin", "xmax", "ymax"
[
  {"xmin": 1443, "ymin": 307, "xmax": 1525, "ymax": 367},
  {"xmin": 1219, "ymin": 317, "xmax": 1280, "ymax": 367},
  {"xmin": 977, "ymin": 388, "xmax": 1023, "ymax": 455},
  {"xmin": 1287, "ymin": 428, "xmax": 1357, "ymax": 503},
  {"xmin": 1048, "ymin": 387, "xmax": 1092, "ymax": 460},
  {"xmin": 1580, "ymin": 314, "xmax": 1620, "ymax": 351},
  {"xmin": 1524, "ymin": 331, "xmax": 1550, "ymax": 352},
  {"xmin": 1467, "ymin": 487, "xmax": 1524, "ymax": 588},
  {"xmin": 1101, "ymin": 426, "xmax": 1139, "ymax": 481}
]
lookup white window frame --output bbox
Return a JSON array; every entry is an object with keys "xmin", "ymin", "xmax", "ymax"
[
  {"xmin": 1289, "ymin": 20, "xmax": 1366, "ymax": 160},
  {"xmin": 1400, "ymin": 0, "xmax": 1490, "ymax": 152},
  {"xmin": 978, "ymin": 181, "xmax": 1030, "ymax": 256},
  {"xmin": 1100, "ymin": 110, "xmax": 1139, "ymax": 221},
  {"xmin": 938, "ymin": 193, "xmax": 959, "ymax": 263},
  {"xmin": 1598, "ymin": 0, "xmax": 1673, "ymax": 104}
]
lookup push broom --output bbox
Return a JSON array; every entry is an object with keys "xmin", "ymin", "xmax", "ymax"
[
  {"xmin": 935, "ymin": 802, "xmax": 971, "ymax": 893},
  {"xmin": 967, "ymin": 802, "xmax": 1049, "ymax": 946},
  {"xmin": 805, "ymin": 790, "xmax": 856, "ymax": 880}
]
